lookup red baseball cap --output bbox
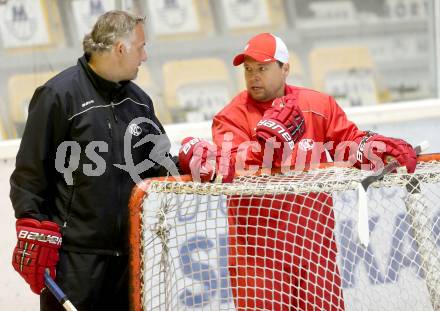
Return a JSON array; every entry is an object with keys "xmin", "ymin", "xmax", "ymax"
[{"xmin": 233, "ymin": 33, "xmax": 289, "ymax": 66}]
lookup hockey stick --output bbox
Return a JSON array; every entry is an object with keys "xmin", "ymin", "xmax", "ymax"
[
  {"xmin": 44, "ymin": 270, "xmax": 78, "ymax": 311},
  {"xmin": 357, "ymin": 141, "xmax": 429, "ymax": 247}
]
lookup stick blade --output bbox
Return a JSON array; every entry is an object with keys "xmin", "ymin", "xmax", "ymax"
[{"xmin": 357, "ymin": 183, "xmax": 370, "ymax": 247}]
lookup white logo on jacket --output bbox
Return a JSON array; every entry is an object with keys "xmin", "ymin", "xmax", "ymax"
[
  {"xmin": 299, "ymin": 138, "xmax": 314, "ymax": 151},
  {"xmin": 129, "ymin": 124, "xmax": 142, "ymax": 136},
  {"xmin": 81, "ymin": 99, "xmax": 94, "ymax": 107}
]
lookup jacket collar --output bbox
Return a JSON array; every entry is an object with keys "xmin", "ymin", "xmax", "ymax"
[
  {"xmin": 78, "ymin": 54, "xmax": 129, "ymax": 100},
  {"xmin": 246, "ymin": 84, "xmax": 297, "ymax": 114}
]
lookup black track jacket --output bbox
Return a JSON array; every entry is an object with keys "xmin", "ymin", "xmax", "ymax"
[{"xmin": 10, "ymin": 55, "xmax": 177, "ymax": 255}]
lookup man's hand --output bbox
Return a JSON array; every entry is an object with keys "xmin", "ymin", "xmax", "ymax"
[
  {"xmin": 179, "ymin": 137, "xmax": 235, "ymax": 183},
  {"xmin": 179, "ymin": 137, "xmax": 217, "ymax": 182},
  {"xmin": 256, "ymin": 93, "xmax": 306, "ymax": 157},
  {"xmin": 12, "ymin": 218, "xmax": 62, "ymax": 294},
  {"xmin": 356, "ymin": 133, "xmax": 417, "ymax": 173}
]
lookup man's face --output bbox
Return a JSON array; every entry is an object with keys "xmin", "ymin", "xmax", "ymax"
[
  {"xmin": 243, "ymin": 56, "xmax": 289, "ymax": 102},
  {"xmin": 120, "ymin": 23, "xmax": 147, "ymax": 81}
]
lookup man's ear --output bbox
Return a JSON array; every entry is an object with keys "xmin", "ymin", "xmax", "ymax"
[
  {"xmin": 282, "ymin": 63, "xmax": 290, "ymax": 79},
  {"xmin": 114, "ymin": 41, "xmax": 126, "ymax": 56}
]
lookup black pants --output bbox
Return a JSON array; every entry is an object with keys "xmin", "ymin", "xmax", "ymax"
[{"xmin": 40, "ymin": 250, "xmax": 129, "ymax": 311}]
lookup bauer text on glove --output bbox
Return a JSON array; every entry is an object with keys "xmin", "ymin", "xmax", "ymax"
[
  {"xmin": 256, "ymin": 93, "xmax": 306, "ymax": 157},
  {"xmin": 179, "ymin": 137, "xmax": 234, "ymax": 183},
  {"xmin": 12, "ymin": 218, "xmax": 62, "ymax": 294},
  {"xmin": 354, "ymin": 132, "xmax": 417, "ymax": 173}
]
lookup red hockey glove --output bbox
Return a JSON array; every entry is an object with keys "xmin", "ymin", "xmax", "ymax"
[
  {"xmin": 179, "ymin": 137, "xmax": 235, "ymax": 183},
  {"xmin": 12, "ymin": 218, "xmax": 62, "ymax": 294},
  {"xmin": 179, "ymin": 137, "xmax": 217, "ymax": 182},
  {"xmin": 355, "ymin": 132, "xmax": 417, "ymax": 173},
  {"xmin": 256, "ymin": 93, "xmax": 305, "ymax": 157},
  {"xmin": 216, "ymin": 147, "xmax": 235, "ymax": 183}
]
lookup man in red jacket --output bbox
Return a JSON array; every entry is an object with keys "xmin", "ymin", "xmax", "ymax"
[{"xmin": 179, "ymin": 33, "xmax": 416, "ymax": 310}]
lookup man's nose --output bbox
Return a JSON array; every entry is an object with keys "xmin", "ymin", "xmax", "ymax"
[
  {"xmin": 141, "ymin": 50, "xmax": 147, "ymax": 62},
  {"xmin": 250, "ymin": 72, "xmax": 261, "ymax": 82}
]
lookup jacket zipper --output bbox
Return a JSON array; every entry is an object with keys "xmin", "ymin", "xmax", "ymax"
[
  {"xmin": 110, "ymin": 101, "xmax": 118, "ymax": 122},
  {"xmin": 109, "ymin": 100, "xmax": 123, "ymax": 254},
  {"xmin": 63, "ymin": 176, "xmax": 76, "ymax": 232},
  {"xmin": 107, "ymin": 118, "xmax": 112, "ymax": 139}
]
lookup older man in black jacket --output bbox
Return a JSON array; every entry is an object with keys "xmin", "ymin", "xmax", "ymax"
[{"xmin": 10, "ymin": 10, "xmax": 178, "ymax": 310}]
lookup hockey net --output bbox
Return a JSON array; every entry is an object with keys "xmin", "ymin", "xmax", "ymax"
[{"xmin": 129, "ymin": 154, "xmax": 440, "ymax": 311}]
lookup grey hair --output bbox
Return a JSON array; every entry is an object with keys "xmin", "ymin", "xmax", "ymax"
[{"xmin": 83, "ymin": 10, "xmax": 145, "ymax": 54}]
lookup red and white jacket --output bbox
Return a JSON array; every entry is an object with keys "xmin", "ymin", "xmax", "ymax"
[{"xmin": 212, "ymin": 84, "xmax": 366, "ymax": 169}]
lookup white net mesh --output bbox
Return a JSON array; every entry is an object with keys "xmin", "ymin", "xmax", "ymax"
[{"xmin": 131, "ymin": 161, "xmax": 440, "ymax": 310}]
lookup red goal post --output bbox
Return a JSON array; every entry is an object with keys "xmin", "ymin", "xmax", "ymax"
[{"xmin": 128, "ymin": 153, "xmax": 440, "ymax": 311}]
